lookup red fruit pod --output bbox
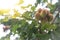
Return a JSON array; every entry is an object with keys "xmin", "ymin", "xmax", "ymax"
[
  {"xmin": 3, "ymin": 26, "xmax": 10, "ymax": 32},
  {"xmin": 35, "ymin": 12, "xmax": 40, "ymax": 20},
  {"xmin": 35, "ymin": 8, "xmax": 53, "ymax": 22},
  {"xmin": 37, "ymin": 8, "xmax": 42, "ymax": 13},
  {"xmin": 47, "ymin": 13, "xmax": 53, "ymax": 21}
]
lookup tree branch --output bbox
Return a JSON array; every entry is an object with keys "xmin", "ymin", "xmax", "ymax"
[{"xmin": 51, "ymin": 12, "xmax": 59, "ymax": 24}]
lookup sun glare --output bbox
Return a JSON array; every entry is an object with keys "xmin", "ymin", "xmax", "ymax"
[{"xmin": 0, "ymin": 0, "xmax": 19, "ymax": 9}]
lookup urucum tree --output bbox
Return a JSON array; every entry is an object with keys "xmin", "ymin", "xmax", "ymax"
[{"xmin": 0, "ymin": 0, "xmax": 58, "ymax": 40}]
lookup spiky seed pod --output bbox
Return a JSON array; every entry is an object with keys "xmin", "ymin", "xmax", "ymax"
[{"xmin": 35, "ymin": 8, "xmax": 53, "ymax": 22}]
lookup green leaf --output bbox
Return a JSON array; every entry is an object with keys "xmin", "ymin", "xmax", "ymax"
[
  {"xmin": 11, "ymin": 24, "xmax": 19, "ymax": 33},
  {"xmin": 47, "ymin": 4, "xmax": 56, "ymax": 13},
  {"xmin": 21, "ymin": 4, "xmax": 32, "ymax": 9},
  {"xmin": 36, "ymin": 0, "xmax": 41, "ymax": 4},
  {"xmin": 31, "ymin": 6, "xmax": 36, "ymax": 11},
  {"xmin": 43, "ymin": 0, "xmax": 48, "ymax": 2},
  {"xmin": 0, "ymin": 9, "xmax": 9, "ymax": 15},
  {"xmin": 22, "ymin": 11, "xmax": 32, "ymax": 19},
  {"xmin": 41, "ymin": 23, "xmax": 57, "ymax": 31},
  {"xmin": 18, "ymin": 0, "xmax": 24, "ymax": 4}
]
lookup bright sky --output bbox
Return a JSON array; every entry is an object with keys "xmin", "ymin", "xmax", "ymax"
[
  {"xmin": 48, "ymin": 0, "xmax": 58, "ymax": 4},
  {"xmin": 0, "ymin": 0, "xmax": 58, "ymax": 9},
  {"xmin": 0, "ymin": 0, "xmax": 19, "ymax": 9}
]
